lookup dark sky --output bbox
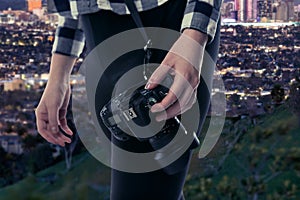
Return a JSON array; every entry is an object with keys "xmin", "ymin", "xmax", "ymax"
[{"xmin": 0, "ymin": 0, "xmax": 27, "ymax": 11}]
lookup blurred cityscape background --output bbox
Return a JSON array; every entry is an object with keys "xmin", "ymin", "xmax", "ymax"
[
  {"xmin": 0, "ymin": 0, "xmax": 299, "ymax": 199},
  {"xmin": 221, "ymin": 0, "xmax": 300, "ymax": 22}
]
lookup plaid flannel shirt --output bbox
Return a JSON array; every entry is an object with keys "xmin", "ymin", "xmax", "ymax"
[{"xmin": 49, "ymin": 0, "xmax": 222, "ymax": 57}]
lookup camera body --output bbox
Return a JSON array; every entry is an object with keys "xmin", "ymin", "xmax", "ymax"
[
  {"xmin": 100, "ymin": 83, "xmax": 177, "ymax": 141},
  {"xmin": 100, "ymin": 80, "xmax": 199, "ymax": 147}
]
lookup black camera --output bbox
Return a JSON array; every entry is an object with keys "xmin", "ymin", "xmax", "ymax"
[
  {"xmin": 100, "ymin": 76, "xmax": 199, "ymax": 145},
  {"xmin": 100, "ymin": 83, "xmax": 177, "ymax": 139}
]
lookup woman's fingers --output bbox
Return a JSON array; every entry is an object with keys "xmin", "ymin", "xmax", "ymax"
[
  {"xmin": 59, "ymin": 109, "xmax": 73, "ymax": 136},
  {"xmin": 151, "ymin": 74, "xmax": 186, "ymax": 113},
  {"xmin": 149, "ymin": 54, "xmax": 199, "ymax": 116},
  {"xmin": 46, "ymin": 107, "xmax": 72, "ymax": 145},
  {"xmin": 36, "ymin": 108, "xmax": 72, "ymax": 146},
  {"xmin": 35, "ymin": 103, "xmax": 72, "ymax": 146},
  {"xmin": 36, "ymin": 109, "xmax": 58, "ymax": 144},
  {"xmin": 48, "ymin": 105, "xmax": 59, "ymax": 134},
  {"xmin": 175, "ymin": 90, "xmax": 197, "ymax": 117},
  {"xmin": 145, "ymin": 63, "xmax": 170, "ymax": 90},
  {"xmin": 59, "ymin": 88, "xmax": 73, "ymax": 136},
  {"xmin": 155, "ymin": 88, "xmax": 197, "ymax": 121},
  {"xmin": 49, "ymin": 124, "xmax": 71, "ymax": 146}
]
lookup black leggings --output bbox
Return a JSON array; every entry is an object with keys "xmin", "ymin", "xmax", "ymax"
[{"xmin": 79, "ymin": 0, "xmax": 220, "ymax": 199}]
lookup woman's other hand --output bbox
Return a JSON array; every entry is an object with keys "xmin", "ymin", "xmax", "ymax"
[{"xmin": 35, "ymin": 54, "xmax": 76, "ymax": 146}]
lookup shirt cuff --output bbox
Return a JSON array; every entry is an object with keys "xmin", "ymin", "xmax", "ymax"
[
  {"xmin": 52, "ymin": 16, "xmax": 85, "ymax": 58},
  {"xmin": 181, "ymin": 0, "xmax": 222, "ymax": 44}
]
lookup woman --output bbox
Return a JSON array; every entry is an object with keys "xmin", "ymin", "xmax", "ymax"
[{"xmin": 35, "ymin": 0, "xmax": 222, "ymax": 199}]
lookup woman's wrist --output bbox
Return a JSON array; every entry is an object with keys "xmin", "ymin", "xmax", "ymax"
[
  {"xmin": 48, "ymin": 53, "xmax": 77, "ymax": 84},
  {"xmin": 182, "ymin": 29, "xmax": 208, "ymax": 46},
  {"xmin": 48, "ymin": 67, "xmax": 71, "ymax": 84}
]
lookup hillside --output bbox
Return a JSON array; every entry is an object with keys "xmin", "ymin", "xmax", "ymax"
[
  {"xmin": 0, "ymin": 153, "xmax": 111, "ymax": 200},
  {"xmin": 0, "ymin": 106, "xmax": 299, "ymax": 199},
  {"xmin": 185, "ymin": 106, "xmax": 300, "ymax": 199}
]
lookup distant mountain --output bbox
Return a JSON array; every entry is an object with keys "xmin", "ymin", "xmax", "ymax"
[{"xmin": 0, "ymin": 0, "xmax": 27, "ymax": 11}]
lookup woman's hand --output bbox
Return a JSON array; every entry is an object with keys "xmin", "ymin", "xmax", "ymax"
[
  {"xmin": 35, "ymin": 54, "xmax": 76, "ymax": 146},
  {"xmin": 35, "ymin": 81, "xmax": 73, "ymax": 146},
  {"xmin": 145, "ymin": 29, "xmax": 208, "ymax": 121}
]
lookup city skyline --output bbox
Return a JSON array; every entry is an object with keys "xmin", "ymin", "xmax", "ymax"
[{"xmin": 222, "ymin": 0, "xmax": 300, "ymax": 22}]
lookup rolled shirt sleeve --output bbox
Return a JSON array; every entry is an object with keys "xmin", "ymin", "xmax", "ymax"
[
  {"xmin": 181, "ymin": 0, "xmax": 223, "ymax": 43},
  {"xmin": 52, "ymin": 16, "xmax": 85, "ymax": 58}
]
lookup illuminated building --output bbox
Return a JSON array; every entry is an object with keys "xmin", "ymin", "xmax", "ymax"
[
  {"xmin": 253, "ymin": 0, "xmax": 258, "ymax": 21},
  {"xmin": 0, "ymin": 13, "xmax": 15, "ymax": 24},
  {"xmin": 234, "ymin": 0, "xmax": 257, "ymax": 22},
  {"xmin": 246, "ymin": 0, "xmax": 256, "ymax": 21},
  {"xmin": 27, "ymin": 0, "xmax": 42, "ymax": 12},
  {"xmin": 286, "ymin": 0, "xmax": 295, "ymax": 21},
  {"xmin": 221, "ymin": 1, "xmax": 235, "ymax": 18},
  {"xmin": 273, "ymin": 0, "xmax": 295, "ymax": 21},
  {"xmin": 257, "ymin": 0, "xmax": 272, "ymax": 20},
  {"xmin": 4, "ymin": 78, "xmax": 26, "ymax": 91},
  {"xmin": 0, "ymin": 135, "xmax": 23, "ymax": 155}
]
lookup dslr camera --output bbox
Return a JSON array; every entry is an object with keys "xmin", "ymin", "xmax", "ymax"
[{"xmin": 99, "ymin": 76, "xmax": 200, "ymax": 174}]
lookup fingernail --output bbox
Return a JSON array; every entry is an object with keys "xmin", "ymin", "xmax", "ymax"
[
  {"xmin": 67, "ymin": 130, "xmax": 73, "ymax": 135},
  {"xmin": 145, "ymin": 83, "xmax": 150, "ymax": 89},
  {"xmin": 63, "ymin": 127, "xmax": 73, "ymax": 135},
  {"xmin": 51, "ymin": 126, "xmax": 57, "ymax": 133}
]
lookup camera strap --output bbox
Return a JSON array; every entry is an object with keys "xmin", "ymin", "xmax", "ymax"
[
  {"xmin": 124, "ymin": 0, "xmax": 150, "ymax": 45},
  {"xmin": 124, "ymin": 0, "xmax": 152, "ymax": 80}
]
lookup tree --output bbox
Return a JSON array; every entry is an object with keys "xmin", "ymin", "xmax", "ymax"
[
  {"xmin": 288, "ymin": 76, "xmax": 300, "ymax": 125},
  {"xmin": 16, "ymin": 125, "xmax": 27, "ymax": 136},
  {"xmin": 25, "ymin": 144, "xmax": 54, "ymax": 174},
  {"xmin": 271, "ymin": 84, "xmax": 285, "ymax": 105},
  {"xmin": 22, "ymin": 135, "xmax": 39, "ymax": 152}
]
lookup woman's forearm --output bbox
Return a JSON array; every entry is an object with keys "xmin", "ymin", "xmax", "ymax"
[{"xmin": 48, "ymin": 53, "xmax": 77, "ymax": 85}]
